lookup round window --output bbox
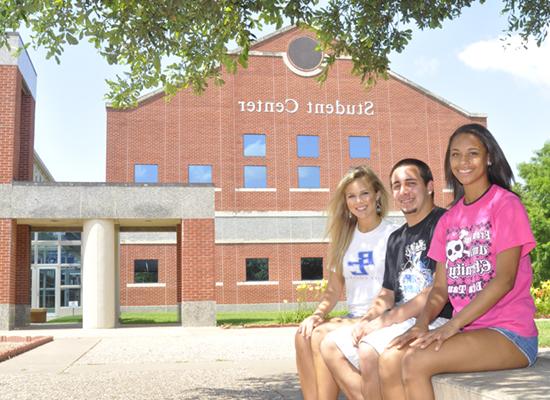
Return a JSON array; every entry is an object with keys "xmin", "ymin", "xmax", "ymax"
[{"xmin": 287, "ymin": 36, "xmax": 323, "ymax": 71}]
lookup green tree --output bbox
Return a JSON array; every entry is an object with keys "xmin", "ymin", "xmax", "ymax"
[
  {"xmin": 1, "ymin": 1, "xmax": 549, "ymax": 107},
  {"xmin": 515, "ymin": 142, "xmax": 550, "ymax": 285}
]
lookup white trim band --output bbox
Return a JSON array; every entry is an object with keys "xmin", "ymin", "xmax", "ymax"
[{"xmin": 126, "ymin": 283, "xmax": 166, "ymax": 288}]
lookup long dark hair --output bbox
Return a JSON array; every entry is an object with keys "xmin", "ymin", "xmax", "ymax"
[{"xmin": 445, "ymin": 123, "xmax": 515, "ymax": 205}]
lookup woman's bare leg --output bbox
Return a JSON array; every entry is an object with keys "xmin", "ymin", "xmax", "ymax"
[
  {"xmin": 320, "ymin": 336, "xmax": 362, "ymax": 400},
  {"xmin": 295, "ymin": 329, "xmax": 318, "ymax": 400},
  {"xmin": 378, "ymin": 347, "xmax": 407, "ymax": 400},
  {"xmin": 313, "ymin": 320, "xmax": 352, "ymax": 400},
  {"xmin": 358, "ymin": 343, "xmax": 383, "ymax": 400},
  {"xmin": 296, "ymin": 319, "xmax": 354, "ymax": 400},
  {"xmin": 402, "ymin": 329, "xmax": 529, "ymax": 400}
]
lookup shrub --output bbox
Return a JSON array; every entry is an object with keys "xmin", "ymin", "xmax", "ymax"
[
  {"xmin": 532, "ymin": 280, "xmax": 550, "ymax": 317},
  {"xmin": 277, "ymin": 279, "xmax": 328, "ymax": 324}
]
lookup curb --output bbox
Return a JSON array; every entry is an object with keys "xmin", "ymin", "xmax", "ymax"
[{"xmin": 0, "ymin": 336, "xmax": 54, "ymax": 362}]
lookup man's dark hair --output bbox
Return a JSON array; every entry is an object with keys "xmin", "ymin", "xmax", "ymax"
[{"xmin": 390, "ymin": 158, "xmax": 434, "ymax": 200}]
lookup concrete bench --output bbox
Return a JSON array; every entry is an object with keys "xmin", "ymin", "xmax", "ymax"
[{"xmin": 433, "ymin": 349, "xmax": 549, "ymax": 400}]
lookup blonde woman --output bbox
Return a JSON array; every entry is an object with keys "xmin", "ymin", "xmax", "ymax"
[{"xmin": 295, "ymin": 166, "xmax": 398, "ymax": 400}]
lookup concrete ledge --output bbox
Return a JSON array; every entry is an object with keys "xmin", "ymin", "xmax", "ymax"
[
  {"xmin": 433, "ymin": 350, "xmax": 550, "ymax": 400},
  {"xmin": 181, "ymin": 301, "xmax": 216, "ymax": 327}
]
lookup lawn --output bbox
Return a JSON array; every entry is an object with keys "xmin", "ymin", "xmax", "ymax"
[
  {"xmin": 47, "ymin": 312, "xmax": 179, "ymax": 325},
  {"xmin": 45, "ymin": 312, "xmax": 550, "ymax": 347},
  {"xmin": 536, "ymin": 319, "xmax": 550, "ymax": 347}
]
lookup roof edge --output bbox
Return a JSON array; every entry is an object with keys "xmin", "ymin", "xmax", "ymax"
[
  {"xmin": 388, "ymin": 70, "xmax": 486, "ymax": 119},
  {"xmin": 33, "ymin": 150, "xmax": 55, "ymax": 182}
]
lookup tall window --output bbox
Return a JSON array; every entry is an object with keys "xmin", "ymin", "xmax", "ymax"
[
  {"xmin": 349, "ymin": 136, "xmax": 371, "ymax": 159},
  {"xmin": 297, "ymin": 135, "xmax": 319, "ymax": 158},
  {"xmin": 244, "ymin": 166, "xmax": 267, "ymax": 188},
  {"xmin": 188, "ymin": 165, "xmax": 212, "ymax": 184},
  {"xmin": 134, "ymin": 164, "xmax": 158, "ymax": 183},
  {"xmin": 134, "ymin": 259, "xmax": 159, "ymax": 283},
  {"xmin": 301, "ymin": 257, "xmax": 323, "ymax": 280},
  {"xmin": 243, "ymin": 134, "xmax": 266, "ymax": 157},
  {"xmin": 246, "ymin": 258, "xmax": 269, "ymax": 281},
  {"xmin": 298, "ymin": 166, "xmax": 321, "ymax": 188},
  {"xmin": 31, "ymin": 231, "xmax": 82, "ymax": 312}
]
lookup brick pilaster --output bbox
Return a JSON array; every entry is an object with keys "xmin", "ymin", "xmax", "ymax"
[{"xmin": 180, "ymin": 219, "xmax": 215, "ymax": 301}]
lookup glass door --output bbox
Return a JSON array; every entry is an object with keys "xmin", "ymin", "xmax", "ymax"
[{"xmin": 38, "ymin": 268, "xmax": 56, "ymax": 312}]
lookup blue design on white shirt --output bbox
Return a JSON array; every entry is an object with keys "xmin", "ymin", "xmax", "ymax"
[{"xmin": 349, "ymin": 251, "xmax": 374, "ymax": 276}]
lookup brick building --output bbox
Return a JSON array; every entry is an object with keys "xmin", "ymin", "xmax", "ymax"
[
  {"xmin": 1, "ymin": 33, "xmax": 216, "ymax": 329},
  {"xmin": 106, "ymin": 26, "xmax": 486, "ymax": 312},
  {"xmin": 0, "ymin": 27, "xmax": 487, "ymax": 329}
]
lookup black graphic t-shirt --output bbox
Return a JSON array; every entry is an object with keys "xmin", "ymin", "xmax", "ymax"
[{"xmin": 383, "ymin": 207, "xmax": 453, "ymax": 319}]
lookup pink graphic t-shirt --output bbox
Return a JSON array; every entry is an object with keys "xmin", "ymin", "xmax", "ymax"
[{"xmin": 428, "ymin": 185, "xmax": 537, "ymax": 337}]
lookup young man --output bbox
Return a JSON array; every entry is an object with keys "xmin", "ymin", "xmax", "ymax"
[{"xmin": 320, "ymin": 158, "xmax": 453, "ymax": 400}]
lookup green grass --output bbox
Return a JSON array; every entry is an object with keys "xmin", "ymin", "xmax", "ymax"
[
  {"xmin": 536, "ymin": 319, "xmax": 550, "ymax": 347},
  {"xmin": 216, "ymin": 311, "xmax": 285, "ymax": 326},
  {"xmin": 46, "ymin": 312, "xmax": 179, "ymax": 325},
  {"xmin": 46, "ymin": 312, "xmax": 550, "ymax": 346}
]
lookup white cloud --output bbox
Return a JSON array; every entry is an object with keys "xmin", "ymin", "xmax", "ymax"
[{"xmin": 458, "ymin": 36, "xmax": 550, "ymax": 87}]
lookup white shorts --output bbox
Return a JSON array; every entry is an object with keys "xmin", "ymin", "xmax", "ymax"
[{"xmin": 326, "ymin": 317, "xmax": 449, "ymax": 370}]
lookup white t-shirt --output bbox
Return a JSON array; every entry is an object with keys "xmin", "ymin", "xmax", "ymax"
[{"xmin": 341, "ymin": 219, "xmax": 399, "ymax": 317}]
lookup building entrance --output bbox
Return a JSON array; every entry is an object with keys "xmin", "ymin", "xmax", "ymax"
[{"xmin": 38, "ymin": 268, "xmax": 56, "ymax": 312}]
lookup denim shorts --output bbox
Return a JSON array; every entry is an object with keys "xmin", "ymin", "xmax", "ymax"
[{"xmin": 489, "ymin": 327, "xmax": 538, "ymax": 367}]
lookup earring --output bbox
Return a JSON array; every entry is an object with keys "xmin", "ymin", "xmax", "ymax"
[
  {"xmin": 487, "ymin": 160, "xmax": 492, "ymax": 166},
  {"xmin": 376, "ymin": 199, "xmax": 382, "ymax": 215},
  {"xmin": 348, "ymin": 211, "xmax": 353, "ymax": 219}
]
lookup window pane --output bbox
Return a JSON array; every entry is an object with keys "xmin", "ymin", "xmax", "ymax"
[
  {"xmin": 61, "ymin": 267, "xmax": 81, "ymax": 285},
  {"xmin": 36, "ymin": 244, "xmax": 57, "ymax": 264},
  {"xmin": 61, "ymin": 288, "xmax": 81, "ymax": 307},
  {"xmin": 246, "ymin": 258, "xmax": 269, "ymax": 281},
  {"xmin": 297, "ymin": 135, "xmax": 319, "ymax": 158},
  {"xmin": 298, "ymin": 166, "xmax": 320, "ymax": 188},
  {"xmin": 134, "ymin": 164, "xmax": 158, "ymax": 183},
  {"xmin": 188, "ymin": 165, "xmax": 212, "ymax": 184},
  {"xmin": 243, "ymin": 134, "xmax": 266, "ymax": 157},
  {"xmin": 349, "ymin": 136, "xmax": 371, "ymax": 159},
  {"xmin": 37, "ymin": 232, "xmax": 59, "ymax": 240},
  {"xmin": 60, "ymin": 232, "xmax": 81, "ymax": 241},
  {"xmin": 244, "ymin": 166, "xmax": 267, "ymax": 188},
  {"xmin": 61, "ymin": 245, "xmax": 81, "ymax": 264},
  {"xmin": 301, "ymin": 257, "xmax": 323, "ymax": 280},
  {"xmin": 134, "ymin": 259, "xmax": 159, "ymax": 283}
]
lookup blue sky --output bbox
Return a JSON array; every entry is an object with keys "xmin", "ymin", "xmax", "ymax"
[{"xmin": 22, "ymin": 1, "xmax": 549, "ymax": 182}]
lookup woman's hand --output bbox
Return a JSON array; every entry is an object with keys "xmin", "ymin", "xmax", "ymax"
[
  {"xmin": 387, "ymin": 324, "xmax": 428, "ymax": 350},
  {"xmin": 297, "ymin": 314, "xmax": 324, "ymax": 338},
  {"xmin": 408, "ymin": 320, "xmax": 461, "ymax": 351},
  {"xmin": 351, "ymin": 319, "xmax": 377, "ymax": 346}
]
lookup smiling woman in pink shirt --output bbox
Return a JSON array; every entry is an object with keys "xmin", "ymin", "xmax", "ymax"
[{"xmin": 385, "ymin": 123, "xmax": 538, "ymax": 400}]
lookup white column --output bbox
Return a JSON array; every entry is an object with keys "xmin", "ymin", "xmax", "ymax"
[{"xmin": 82, "ymin": 219, "xmax": 115, "ymax": 329}]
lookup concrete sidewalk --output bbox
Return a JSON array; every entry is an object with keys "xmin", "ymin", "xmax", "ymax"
[{"xmin": 0, "ymin": 325, "xmax": 302, "ymax": 400}]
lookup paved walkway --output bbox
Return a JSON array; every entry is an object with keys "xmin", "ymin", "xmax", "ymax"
[{"xmin": 0, "ymin": 325, "xmax": 302, "ymax": 400}]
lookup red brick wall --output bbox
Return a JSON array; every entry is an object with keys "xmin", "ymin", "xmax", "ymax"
[
  {"xmin": 15, "ymin": 225, "xmax": 30, "ymax": 305},
  {"xmin": 180, "ymin": 219, "xmax": 215, "ymax": 302},
  {"xmin": 0, "ymin": 66, "xmax": 20, "ymax": 184},
  {"xmin": 215, "ymin": 242, "xmax": 334, "ymax": 305},
  {"xmin": 106, "ymin": 28, "xmax": 487, "ymax": 306},
  {"xmin": 0, "ymin": 219, "xmax": 17, "ymax": 304},
  {"xmin": 119, "ymin": 244, "xmax": 178, "ymax": 306},
  {"xmin": 106, "ymin": 49, "xmax": 485, "ymax": 212},
  {"xmin": 17, "ymin": 91, "xmax": 35, "ymax": 181}
]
